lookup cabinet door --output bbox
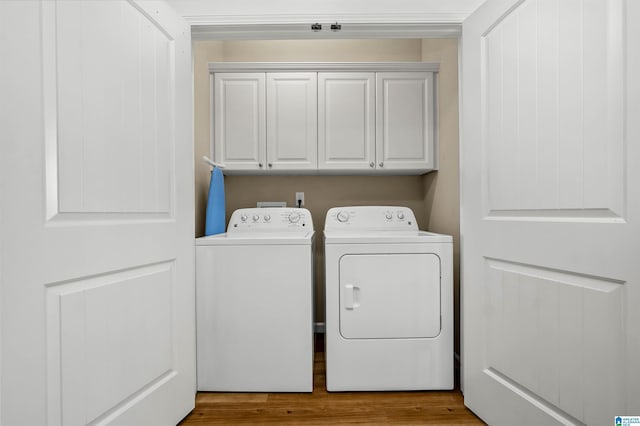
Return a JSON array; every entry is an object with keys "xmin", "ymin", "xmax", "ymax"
[
  {"xmin": 213, "ymin": 73, "xmax": 266, "ymax": 170},
  {"xmin": 318, "ymin": 73, "xmax": 376, "ymax": 170},
  {"xmin": 339, "ymin": 253, "xmax": 441, "ymax": 339},
  {"xmin": 266, "ymin": 73, "xmax": 318, "ymax": 170},
  {"xmin": 376, "ymin": 72, "xmax": 436, "ymax": 171}
]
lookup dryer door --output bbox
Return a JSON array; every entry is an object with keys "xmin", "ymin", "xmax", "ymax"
[{"xmin": 339, "ymin": 253, "xmax": 441, "ymax": 339}]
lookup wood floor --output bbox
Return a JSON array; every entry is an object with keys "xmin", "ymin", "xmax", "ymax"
[{"xmin": 179, "ymin": 339, "xmax": 485, "ymax": 425}]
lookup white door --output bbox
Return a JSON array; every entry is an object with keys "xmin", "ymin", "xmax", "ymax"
[
  {"xmin": 339, "ymin": 254, "xmax": 441, "ymax": 339},
  {"xmin": 461, "ymin": 0, "xmax": 640, "ymax": 425},
  {"xmin": 266, "ymin": 72, "xmax": 318, "ymax": 170},
  {"xmin": 318, "ymin": 72, "xmax": 376, "ymax": 171},
  {"xmin": 0, "ymin": 1, "xmax": 195, "ymax": 425},
  {"xmin": 376, "ymin": 72, "xmax": 435, "ymax": 171},
  {"xmin": 213, "ymin": 72, "xmax": 267, "ymax": 171}
]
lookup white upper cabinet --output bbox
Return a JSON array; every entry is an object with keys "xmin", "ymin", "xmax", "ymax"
[
  {"xmin": 318, "ymin": 72, "xmax": 376, "ymax": 170},
  {"xmin": 211, "ymin": 63, "xmax": 438, "ymax": 174},
  {"xmin": 266, "ymin": 73, "xmax": 318, "ymax": 170},
  {"xmin": 214, "ymin": 72, "xmax": 317, "ymax": 171},
  {"xmin": 376, "ymin": 72, "xmax": 436, "ymax": 171},
  {"xmin": 213, "ymin": 73, "xmax": 266, "ymax": 170}
]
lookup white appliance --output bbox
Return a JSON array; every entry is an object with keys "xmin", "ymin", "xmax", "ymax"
[
  {"xmin": 324, "ymin": 206, "xmax": 453, "ymax": 391},
  {"xmin": 195, "ymin": 207, "xmax": 315, "ymax": 392}
]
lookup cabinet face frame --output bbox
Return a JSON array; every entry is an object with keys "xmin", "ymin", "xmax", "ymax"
[{"xmin": 210, "ymin": 63, "xmax": 440, "ymax": 175}]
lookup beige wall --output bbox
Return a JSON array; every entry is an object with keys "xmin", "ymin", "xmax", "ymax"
[
  {"xmin": 420, "ymin": 38, "xmax": 461, "ymax": 354},
  {"xmin": 193, "ymin": 39, "xmax": 460, "ymax": 347}
]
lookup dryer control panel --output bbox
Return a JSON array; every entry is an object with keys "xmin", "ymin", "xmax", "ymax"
[
  {"xmin": 228, "ymin": 208, "xmax": 313, "ymax": 233},
  {"xmin": 325, "ymin": 206, "xmax": 418, "ymax": 231}
]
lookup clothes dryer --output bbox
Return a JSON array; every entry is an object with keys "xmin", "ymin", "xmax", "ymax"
[
  {"xmin": 196, "ymin": 207, "xmax": 314, "ymax": 392},
  {"xmin": 324, "ymin": 206, "xmax": 453, "ymax": 391}
]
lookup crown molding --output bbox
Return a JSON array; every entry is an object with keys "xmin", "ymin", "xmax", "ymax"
[
  {"xmin": 191, "ymin": 22, "xmax": 461, "ymax": 41},
  {"xmin": 208, "ymin": 62, "xmax": 441, "ymax": 73},
  {"xmin": 186, "ymin": 12, "xmax": 469, "ymax": 26},
  {"xmin": 187, "ymin": 12, "xmax": 464, "ymax": 40}
]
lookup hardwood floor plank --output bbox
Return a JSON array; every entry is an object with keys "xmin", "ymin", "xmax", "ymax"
[{"xmin": 180, "ymin": 338, "xmax": 484, "ymax": 425}]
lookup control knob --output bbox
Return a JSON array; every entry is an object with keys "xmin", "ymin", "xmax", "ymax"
[
  {"xmin": 336, "ymin": 211, "xmax": 350, "ymax": 223},
  {"xmin": 240, "ymin": 214, "xmax": 248, "ymax": 222},
  {"xmin": 397, "ymin": 211, "xmax": 405, "ymax": 220},
  {"xmin": 264, "ymin": 214, "xmax": 271, "ymax": 222},
  {"xmin": 385, "ymin": 212, "xmax": 393, "ymax": 220},
  {"xmin": 252, "ymin": 214, "xmax": 260, "ymax": 222},
  {"xmin": 288, "ymin": 212, "xmax": 301, "ymax": 223}
]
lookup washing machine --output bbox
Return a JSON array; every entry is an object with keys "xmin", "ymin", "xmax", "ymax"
[
  {"xmin": 324, "ymin": 206, "xmax": 453, "ymax": 391},
  {"xmin": 195, "ymin": 207, "xmax": 315, "ymax": 392}
]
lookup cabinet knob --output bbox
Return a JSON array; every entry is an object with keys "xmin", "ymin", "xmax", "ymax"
[
  {"xmin": 379, "ymin": 162, "xmax": 384, "ymax": 168},
  {"xmin": 268, "ymin": 163, "xmax": 273, "ymax": 168},
  {"xmin": 369, "ymin": 162, "xmax": 374, "ymax": 168},
  {"xmin": 258, "ymin": 163, "xmax": 263, "ymax": 168}
]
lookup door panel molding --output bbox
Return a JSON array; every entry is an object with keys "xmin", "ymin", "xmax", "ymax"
[
  {"xmin": 481, "ymin": 0, "xmax": 625, "ymax": 221},
  {"xmin": 43, "ymin": 0, "xmax": 176, "ymax": 218},
  {"xmin": 482, "ymin": 368, "xmax": 586, "ymax": 426},
  {"xmin": 46, "ymin": 261, "xmax": 176, "ymax": 425},
  {"xmin": 484, "ymin": 257, "xmax": 625, "ymax": 423}
]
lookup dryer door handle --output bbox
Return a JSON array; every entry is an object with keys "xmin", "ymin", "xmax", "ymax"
[{"xmin": 344, "ymin": 284, "xmax": 360, "ymax": 310}]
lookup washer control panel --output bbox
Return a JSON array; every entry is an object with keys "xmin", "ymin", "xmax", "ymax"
[
  {"xmin": 228, "ymin": 208, "xmax": 313, "ymax": 233},
  {"xmin": 325, "ymin": 206, "xmax": 418, "ymax": 231}
]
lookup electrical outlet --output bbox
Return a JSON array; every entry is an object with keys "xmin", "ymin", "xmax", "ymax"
[{"xmin": 295, "ymin": 192, "xmax": 305, "ymax": 207}]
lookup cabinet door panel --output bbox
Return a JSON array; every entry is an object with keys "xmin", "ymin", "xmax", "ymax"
[
  {"xmin": 339, "ymin": 253, "xmax": 441, "ymax": 339},
  {"xmin": 376, "ymin": 72, "xmax": 435, "ymax": 171},
  {"xmin": 267, "ymin": 73, "xmax": 317, "ymax": 170},
  {"xmin": 213, "ymin": 73, "xmax": 266, "ymax": 170},
  {"xmin": 318, "ymin": 73, "xmax": 375, "ymax": 170}
]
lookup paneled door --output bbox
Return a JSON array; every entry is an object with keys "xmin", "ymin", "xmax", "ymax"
[
  {"xmin": 0, "ymin": 1, "xmax": 195, "ymax": 425},
  {"xmin": 461, "ymin": 0, "xmax": 639, "ymax": 425}
]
